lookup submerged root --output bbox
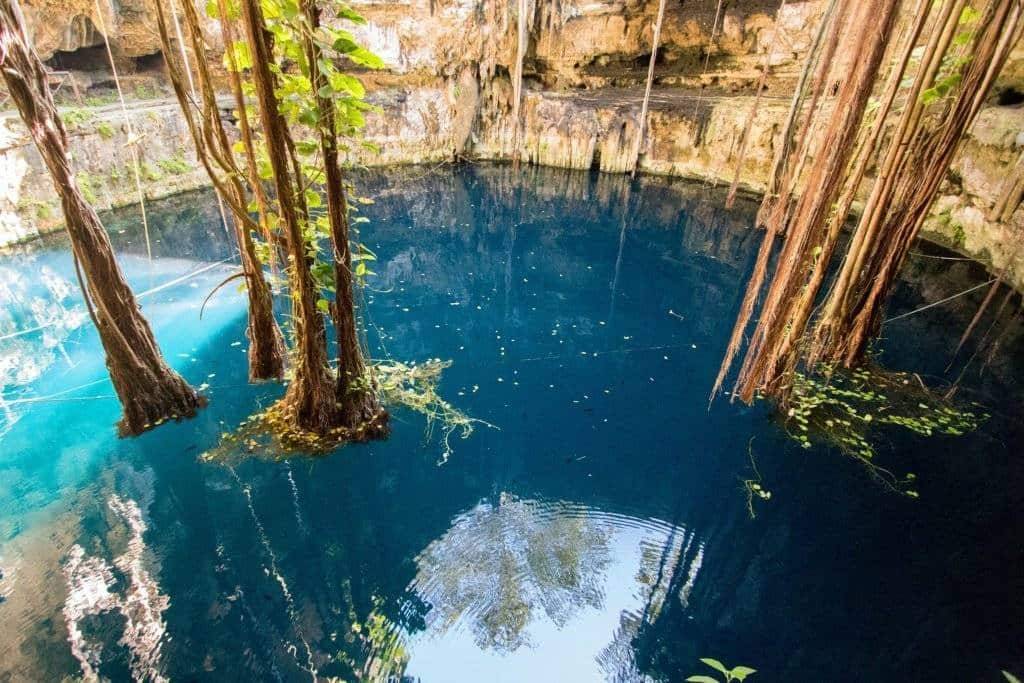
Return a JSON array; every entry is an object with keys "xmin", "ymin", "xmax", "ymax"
[
  {"xmin": 779, "ymin": 362, "xmax": 988, "ymax": 496},
  {"xmin": 202, "ymin": 358, "xmax": 487, "ymax": 463},
  {"xmin": 201, "ymin": 401, "xmax": 390, "ymax": 463}
]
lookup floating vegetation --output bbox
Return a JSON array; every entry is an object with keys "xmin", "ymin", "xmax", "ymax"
[
  {"xmin": 375, "ymin": 359, "xmax": 495, "ymax": 464},
  {"xmin": 741, "ymin": 440, "xmax": 771, "ymax": 519},
  {"xmin": 200, "ymin": 389, "xmax": 389, "ymax": 461},
  {"xmin": 781, "ymin": 364, "xmax": 988, "ymax": 495},
  {"xmin": 202, "ymin": 359, "xmax": 489, "ymax": 463}
]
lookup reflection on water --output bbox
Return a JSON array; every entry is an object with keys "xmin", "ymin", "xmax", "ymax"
[
  {"xmin": 404, "ymin": 494, "xmax": 704, "ymax": 682},
  {"xmin": 63, "ymin": 494, "xmax": 169, "ymax": 683},
  {"xmin": 0, "ymin": 164, "xmax": 1022, "ymax": 681}
]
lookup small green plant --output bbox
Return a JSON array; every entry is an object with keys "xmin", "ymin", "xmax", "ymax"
[
  {"xmin": 951, "ymin": 222, "xmax": 966, "ymax": 246},
  {"xmin": 75, "ymin": 172, "xmax": 99, "ymax": 204},
  {"xmin": 139, "ymin": 161, "xmax": 164, "ymax": 182},
  {"xmin": 61, "ymin": 107, "xmax": 94, "ymax": 128},
  {"xmin": 84, "ymin": 92, "xmax": 119, "ymax": 107},
  {"xmin": 133, "ymin": 83, "xmax": 159, "ymax": 100},
  {"xmin": 688, "ymin": 657, "xmax": 757, "ymax": 683},
  {"xmin": 96, "ymin": 120, "xmax": 116, "ymax": 139},
  {"xmin": 156, "ymin": 152, "xmax": 192, "ymax": 175}
]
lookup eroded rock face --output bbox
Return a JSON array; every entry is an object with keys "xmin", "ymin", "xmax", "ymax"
[
  {"xmin": 5, "ymin": 0, "xmax": 1024, "ymax": 289},
  {"xmin": 19, "ymin": 0, "xmax": 161, "ymax": 60}
]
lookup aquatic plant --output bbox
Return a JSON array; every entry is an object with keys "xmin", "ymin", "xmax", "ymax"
[
  {"xmin": 741, "ymin": 440, "xmax": 771, "ymax": 518},
  {"xmin": 688, "ymin": 657, "xmax": 757, "ymax": 682},
  {"xmin": 782, "ymin": 364, "xmax": 987, "ymax": 495},
  {"xmin": 374, "ymin": 359, "xmax": 495, "ymax": 463},
  {"xmin": 202, "ymin": 359, "xmax": 485, "ymax": 461}
]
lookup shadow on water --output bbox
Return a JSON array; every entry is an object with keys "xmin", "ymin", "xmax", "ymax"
[{"xmin": 0, "ymin": 163, "xmax": 1021, "ymax": 682}]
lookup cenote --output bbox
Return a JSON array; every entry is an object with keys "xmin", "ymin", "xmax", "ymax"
[{"xmin": 0, "ymin": 165, "xmax": 1022, "ymax": 681}]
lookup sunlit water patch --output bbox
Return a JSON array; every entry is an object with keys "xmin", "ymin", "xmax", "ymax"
[{"xmin": 0, "ymin": 165, "xmax": 1022, "ymax": 681}]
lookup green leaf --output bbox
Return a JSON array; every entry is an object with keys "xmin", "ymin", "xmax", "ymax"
[
  {"xmin": 223, "ymin": 40, "xmax": 252, "ymax": 71},
  {"xmin": 305, "ymin": 189, "xmax": 322, "ymax": 208},
  {"xmin": 920, "ymin": 87, "xmax": 941, "ymax": 105},
  {"xmin": 329, "ymin": 72, "xmax": 366, "ymax": 98},
  {"xmin": 730, "ymin": 666, "xmax": 757, "ymax": 681},
  {"xmin": 700, "ymin": 659, "xmax": 729, "ymax": 676},
  {"xmin": 346, "ymin": 47, "xmax": 384, "ymax": 69},
  {"xmin": 336, "ymin": 4, "xmax": 367, "ymax": 24},
  {"xmin": 1003, "ymin": 671, "xmax": 1022, "ymax": 683},
  {"xmin": 316, "ymin": 298, "xmax": 330, "ymax": 314},
  {"xmin": 685, "ymin": 677, "xmax": 720, "ymax": 683},
  {"xmin": 959, "ymin": 5, "xmax": 980, "ymax": 24}
]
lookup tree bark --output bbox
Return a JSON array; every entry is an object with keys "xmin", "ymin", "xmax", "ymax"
[
  {"xmin": 301, "ymin": 1, "xmax": 388, "ymax": 437},
  {"xmin": 0, "ymin": 2, "xmax": 204, "ymax": 435},
  {"xmin": 239, "ymin": 0, "xmax": 338, "ymax": 432},
  {"xmin": 153, "ymin": 0, "xmax": 286, "ymax": 382}
]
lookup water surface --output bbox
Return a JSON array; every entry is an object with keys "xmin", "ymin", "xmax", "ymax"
[{"xmin": 0, "ymin": 164, "xmax": 1022, "ymax": 682}]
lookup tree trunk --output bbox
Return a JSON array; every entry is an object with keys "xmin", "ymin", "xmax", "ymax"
[
  {"xmin": 302, "ymin": 0, "xmax": 388, "ymax": 438},
  {"xmin": 239, "ymin": 0, "xmax": 338, "ymax": 432},
  {"xmin": 153, "ymin": 0, "xmax": 286, "ymax": 382},
  {"xmin": 0, "ymin": 2, "xmax": 204, "ymax": 435}
]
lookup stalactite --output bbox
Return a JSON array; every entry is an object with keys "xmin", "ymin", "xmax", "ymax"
[
  {"xmin": 510, "ymin": 0, "xmax": 529, "ymax": 168},
  {"xmin": 0, "ymin": 0, "xmax": 204, "ymax": 435}
]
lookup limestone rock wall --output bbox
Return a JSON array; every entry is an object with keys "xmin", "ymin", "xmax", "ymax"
[
  {"xmin": 0, "ymin": 102, "xmax": 209, "ymax": 245},
  {"xmin": 4, "ymin": 0, "xmax": 1024, "ymax": 289},
  {"xmin": 18, "ymin": 0, "xmax": 163, "ymax": 60}
]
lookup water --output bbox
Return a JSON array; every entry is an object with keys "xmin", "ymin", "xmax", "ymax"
[{"xmin": 0, "ymin": 164, "xmax": 1021, "ymax": 682}]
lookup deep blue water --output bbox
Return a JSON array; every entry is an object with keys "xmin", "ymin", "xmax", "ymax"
[{"xmin": 0, "ymin": 164, "xmax": 1022, "ymax": 682}]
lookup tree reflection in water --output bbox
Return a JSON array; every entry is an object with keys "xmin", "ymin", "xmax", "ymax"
[{"xmin": 410, "ymin": 493, "xmax": 613, "ymax": 653}]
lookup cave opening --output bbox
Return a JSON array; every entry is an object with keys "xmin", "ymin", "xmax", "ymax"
[
  {"xmin": 45, "ymin": 44, "xmax": 109, "ymax": 73},
  {"xmin": 997, "ymin": 86, "xmax": 1024, "ymax": 106}
]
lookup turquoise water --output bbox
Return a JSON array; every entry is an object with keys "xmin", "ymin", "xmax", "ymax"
[{"xmin": 0, "ymin": 165, "xmax": 1021, "ymax": 681}]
